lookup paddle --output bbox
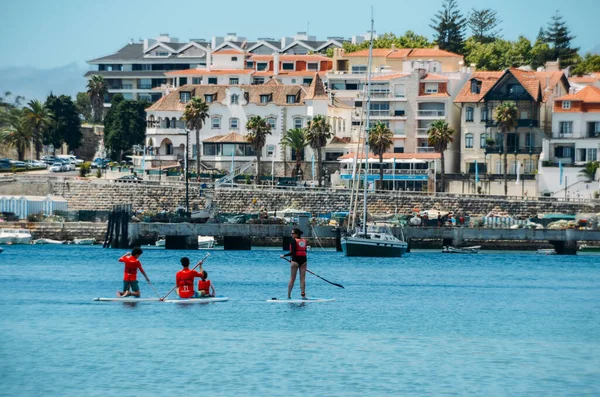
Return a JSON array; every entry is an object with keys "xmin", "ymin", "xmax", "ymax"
[
  {"xmin": 160, "ymin": 253, "xmax": 211, "ymax": 301},
  {"xmin": 145, "ymin": 277, "xmax": 162, "ymax": 299},
  {"xmin": 282, "ymin": 257, "xmax": 345, "ymax": 289}
]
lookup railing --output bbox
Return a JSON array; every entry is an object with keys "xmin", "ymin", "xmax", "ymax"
[
  {"xmin": 484, "ymin": 146, "xmax": 543, "ymax": 155},
  {"xmin": 368, "ymin": 110, "xmax": 391, "ymax": 117},
  {"xmin": 138, "ymin": 84, "xmax": 152, "ymax": 89},
  {"xmin": 418, "ymin": 110, "xmax": 445, "ymax": 117},
  {"xmin": 340, "ymin": 169, "xmax": 428, "ymax": 175},
  {"xmin": 146, "ymin": 127, "xmax": 187, "ymax": 135},
  {"xmin": 416, "ymin": 128, "xmax": 430, "ymax": 136},
  {"xmin": 393, "ymin": 130, "xmax": 405, "ymax": 136},
  {"xmin": 417, "ymin": 147, "xmax": 436, "ymax": 153}
]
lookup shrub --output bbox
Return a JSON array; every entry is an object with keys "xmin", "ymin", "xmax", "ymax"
[
  {"xmin": 96, "ymin": 168, "xmax": 102, "ymax": 178},
  {"xmin": 79, "ymin": 162, "xmax": 91, "ymax": 177}
]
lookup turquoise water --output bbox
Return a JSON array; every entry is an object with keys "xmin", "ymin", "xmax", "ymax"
[{"xmin": 1, "ymin": 245, "xmax": 599, "ymax": 396}]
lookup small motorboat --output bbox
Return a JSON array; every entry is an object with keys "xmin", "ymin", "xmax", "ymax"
[
  {"xmin": 72, "ymin": 238, "xmax": 96, "ymax": 245},
  {"xmin": 142, "ymin": 238, "xmax": 165, "ymax": 250},
  {"xmin": 33, "ymin": 238, "xmax": 65, "ymax": 245},
  {"xmin": 536, "ymin": 248, "xmax": 556, "ymax": 255},
  {"xmin": 442, "ymin": 245, "xmax": 481, "ymax": 254},
  {"xmin": 197, "ymin": 235, "xmax": 216, "ymax": 249},
  {"xmin": 0, "ymin": 228, "xmax": 32, "ymax": 245}
]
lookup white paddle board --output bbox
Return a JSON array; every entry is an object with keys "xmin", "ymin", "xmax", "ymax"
[
  {"xmin": 267, "ymin": 297, "xmax": 335, "ymax": 303},
  {"xmin": 94, "ymin": 297, "xmax": 161, "ymax": 302},
  {"xmin": 164, "ymin": 296, "xmax": 229, "ymax": 304}
]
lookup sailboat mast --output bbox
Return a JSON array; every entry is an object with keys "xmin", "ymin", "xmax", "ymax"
[{"xmin": 362, "ymin": 10, "xmax": 375, "ymax": 234}]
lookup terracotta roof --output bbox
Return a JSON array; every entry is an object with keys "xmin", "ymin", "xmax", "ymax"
[
  {"xmin": 330, "ymin": 136, "xmax": 351, "ymax": 144},
  {"xmin": 147, "ymin": 84, "xmax": 309, "ymax": 111},
  {"xmin": 252, "ymin": 71, "xmax": 328, "ymax": 78},
  {"xmin": 203, "ymin": 132, "xmax": 248, "ymax": 143},
  {"xmin": 419, "ymin": 93, "xmax": 450, "ymax": 98},
  {"xmin": 213, "ymin": 49, "xmax": 244, "ymax": 55},
  {"xmin": 555, "ymin": 85, "xmax": 600, "ymax": 103},
  {"xmin": 263, "ymin": 78, "xmax": 283, "ymax": 86},
  {"xmin": 337, "ymin": 152, "xmax": 441, "ymax": 160},
  {"xmin": 408, "ymin": 48, "xmax": 461, "ymax": 58},
  {"xmin": 370, "ymin": 73, "xmax": 409, "ymax": 81},
  {"xmin": 422, "ymin": 74, "xmax": 448, "ymax": 81},
  {"xmin": 454, "ymin": 71, "xmax": 504, "ymax": 103},
  {"xmin": 534, "ymin": 70, "xmax": 567, "ymax": 102},
  {"xmin": 249, "ymin": 54, "xmax": 330, "ymax": 61},
  {"xmin": 345, "ymin": 48, "xmax": 411, "ymax": 58},
  {"xmin": 305, "ymin": 73, "xmax": 327, "ymax": 100},
  {"xmin": 508, "ymin": 68, "xmax": 542, "ymax": 101},
  {"xmin": 569, "ymin": 76, "xmax": 599, "ymax": 84},
  {"xmin": 165, "ymin": 69, "xmax": 254, "ymax": 76}
]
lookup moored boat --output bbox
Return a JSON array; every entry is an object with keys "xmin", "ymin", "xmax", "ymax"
[
  {"xmin": 442, "ymin": 245, "xmax": 481, "ymax": 254},
  {"xmin": 342, "ymin": 224, "xmax": 408, "ymax": 257},
  {"xmin": 537, "ymin": 248, "xmax": 556, "ymax": 255},
  {"xmin": 72, "ymin": 238, "xmax": 95, "ymax": 245},
  {"xmin": 33, "ymin": 238, "xmax": 64, "ymax": 245},
  {"xmin": 0, "ymin": 228, "xmax": 32, "ymax": 245},
  {"xmin": 198, "ymin": 235, "xmax": 215, "ymax": 249},
  {"xmin": 579, "ymin": 244, "xmax": 600, "ymax": 253}
]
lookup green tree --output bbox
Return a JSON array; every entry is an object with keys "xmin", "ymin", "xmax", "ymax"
[
  {"xmin": 45, "ymin": 94, "xmax": 82, "ymax": 154},
  {"xmin": 86, "ymin": 75, "xmax": 108, "ymax": 124},
  {"xmin": 281, "ymin": 127, "xmax": 309, "ymax": 177},
  {"xmin": 367, "ymin": 122, "xmax": 394, "ymax": 188},
  {"xmin": 245, "ymin": 115, "xmax": 272, "ymax": 183},
  {"xmin": 464, "ymin": 36, "xmax": 532, "ymax": 70},
  {"xmin": 103, "ymin": 95, "xmax": 147, "ymax": 160},
  {"xmin": 338, "ymin": 31, "xmax": 433, "ymax": 55},
  {"xmin": 23, "ymin": 100, "xmax": 53, "ymax": 159},
  {"xmin": 427, "ymin": 119, "xmax": 455, "ymax": 192},
  {"xmin": 541, "ymin": 11, "xmax": 580, "ymax": 68},
  {"xmin": 571, "ymin": 53, "xmax": 600, "ymax": 76},
  {"xmin": 305, "ymin": 115, "xmax": 332, "ymax": 187},
  {"xmin": 183, "ymin": 97, "xmax": 209, "ymax": 174},
  {"xmin": 430, "ymin": 0, "xmax": 467, "ymax": 54},
  {"xmin": 0, "ymin": 107, "xmax": 32, "ymax": 160},
  {"xmin": 0, "ymin": 91, "xmax": 25, "ymax": 110},
  {"xmin": 494, "ymin": 102, "xmax": 518, "ymax": 196},
  {"xmin": 579, "ymin": 161, "xmax": 599, "ymax": 182},
  {"xmin": 467, "ymin": 8, "xmax": 502, "ymax": 43},
  {"xmin": 75, "ymin": 92, "xmax": 93, "ymax": 123}
]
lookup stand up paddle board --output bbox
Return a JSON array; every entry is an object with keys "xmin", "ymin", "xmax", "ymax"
[
  {"xmin": 163, "ymin": 296, "xmax": 229, "ymax": 304},
  {"xmin": 94, "ymin": 297, "xmax": 161, "ymax": 302},
  {"xmin": 267, "ymin": 297, "xmax": 335, "ymax": 303}
]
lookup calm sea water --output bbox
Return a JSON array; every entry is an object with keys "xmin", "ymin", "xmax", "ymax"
[{"xmin": 0, "ymin": 245, "xmax": 599, "ymax": 396}]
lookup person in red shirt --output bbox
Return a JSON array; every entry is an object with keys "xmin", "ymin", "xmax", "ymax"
[
  {"xmin": 176, "ymin": 256, "xmax": 205, "ymax": 299},
  {"xmin": 117, "ymin": 247, "xmax": 149, "ymax": 298},
  {"xmin": 197, "ymin": 270, "xmax": 216, "ymax": 297},
  {"xmin": 280, "ymin": 227, "xmax": 308, "ymax": 299}
]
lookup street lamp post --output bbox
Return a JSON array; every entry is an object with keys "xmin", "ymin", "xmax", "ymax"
[{"xmin": 185, "ymin": 129, "xmax": 190, "ymax": 220}]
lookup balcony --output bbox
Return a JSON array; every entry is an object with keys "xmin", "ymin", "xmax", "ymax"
[
  {"xmin": 416, "ymin": 128, "xmax": 429, "ymax": 136},
  {"xmin": 368, "ymin": 110, "xmax": 406, "ymax": 118},
  {"xmin": 417, "ymin": 146, "xmax": 436, "ymax": 153},
  {"xmin": 146, "ymin": 127, "xmax": 188, "ymax": 135},
  {"xmin": 393, "ymin": 130, "xmax": 406, "ymax": 137},
  {"xmin": 484, "ymin": 146, "xmax": 542, "ymax": 155},
  {"xmin": 417, "ymin": 109, "xmax": 445, "ymax": 118}
]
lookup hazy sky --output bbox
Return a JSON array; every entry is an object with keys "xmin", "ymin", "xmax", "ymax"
[{"xmin": 0, "ymin": 0, "xmax": 597, "ymax": 69}]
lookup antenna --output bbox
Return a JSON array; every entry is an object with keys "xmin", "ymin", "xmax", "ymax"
[{"xmin": 307, "ymin": 21, "xmax": 310, "ymax": 37}]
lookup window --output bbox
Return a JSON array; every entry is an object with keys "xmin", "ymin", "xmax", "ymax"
[
  {"xmin": 481, "ymin": 107, "xmax": 488, "ymax": 122},
  {"xmin": 425, "ymin": 83, "xmax": 438, "ymax": 94},
  {"xmin": 156, "ymin": 51, "xmax": 169, "ymax": 56},
  {"xmin": 230, "ymin": 118, "xmax": 239, "ymax": 129},
  {"xmin": 208, "ymin": 77, "xmax": 217, "ymax": 84},
  {"xmin": 205, "ymin": 94, "xmax": 214, "ymax": 103},
  {"xmin": 466, "ymin": 107, "xmax": 474, "ymax": 122},
  {"xmin": 267, "ymin": 117, "xmax": 277, "ymax": 129},
  {"xmin": 351, "ymin": 65, "xmax": 367, "ymax": 74},
  {"xmin": 138, "ymin": 78, "xmax": 152, "ymax": 89},
  {"xmin": 231, "ymin": 57, "xmax": 238, "ymax": 61},
  {"xmin": 465, "ymin": 133, "xmax": 474, "ymax": 148},
  {"xmin": 286, "ymin": 95, "xmax": 296, "ymax": 104},
  {"xmin": 307, "ymin": 62, "xmax": 318, "ymax": 71},
  {"xmin": 260, "ymin": 94, "xmax": 270, "ymax": 104},
  {"xmin": 253, "ymin": 77, "xmax": 264, "ymax": 85},
  {"xmin": 179, "ymin": 77, "xmax": 188, "ymax": 86},
  {"xmin": 192, "ymin": 77, "xmax": 201, "ymax": 84},
  {"xmin": 303, "ymin": 78, "xmax": 313, "ymax": 86},
  {"xmin": 282, "ymin": 63, "xmax": 294, "ymax": 71},
  {"xmin": 524, "ymin": 159, "xmax": 535, "ymax": 174},
  {"xmin": 180, "ymin": 92, "xmax": 191, "ymax": 103},
  {"xmin": 495, "ymin": 159, "xmax": 503, "ymax": 174},
  {"xmin": 203, "ymin": 143, "xmax": 216, "ymax": 156},
  {"xmin": 508, "ymin": 84, "xmax": 524, "ymax": 96},
  {"xmin": 266, "ymin": 144, "xmax": 275, "ymax": 158},
  {"xmin": 256, "ymin": 62, "xmax": 268, "ymax": 71},
  {"xmin": 211, "ymin": 116, "xmax": 221, "ymax": 129},
  {"xmin": 229, "ymin": 78, "xmax": 239, "ymax": 85},
  {"xmin": 554, "ymin": 146, "xmax": 573, "ymax": 158},
  {"xmin": 291, "ymin": 79, "xmax": 297, "ymax": 84},
  {"xmin": 562, "ymin": 101, "xmax": 571, "ymax": 110},
  {"xmin": 559, "ymin": 121, "xmax": 573, "ymax": 136},
  {"xmin": 325, "ymin": 151, "xmax": 344, "ymax": 161},
  {"xmin": 231, "ymin": 94, "xmax": 239, "ymax": 104},
  {"xmin": 525, "ymin": 133, "xmax": 534, "ymax": 148},
  {"xmin": 246, "ymin": 61, "xmax": 254, "ymax": 68},
  {"xmin": 294, "ymin": 118, "xmax": 303, "ymax": 129},
  {"xmin": 480, "ymin": 133, "xmax": 488, "ymax": 148},
  {"xmin": 470, "ymin": 79, "xmax": 481, "ymax": 94}
]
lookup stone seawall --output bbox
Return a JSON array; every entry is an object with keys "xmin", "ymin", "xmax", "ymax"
[
  {"xmin": 4, "ymin": 221, "xmax": 107, "ymax": 241},
  {"xmin": 3, "ymin": 178, "xmax": 600, "ymax": 218}
]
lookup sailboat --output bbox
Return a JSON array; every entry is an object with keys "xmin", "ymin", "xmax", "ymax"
[{"xmin": 341, "ymin": 14, "xmax": 408, "ymax": 258}]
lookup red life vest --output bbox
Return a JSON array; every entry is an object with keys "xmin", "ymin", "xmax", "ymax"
[
  {"xmin": 197, "ymin": 279, "xmax": 211, "ymax": 293},
  {"xmin": 122, "ymin": 257, "xmax": 141, "ymax": 281},
  {"xmin": 176, "ymin": 268, "xmax": 202, "ymax": 299},
  {"xmin": 291, "ymin": 238, "xmax": 307, "ymax": 257}
]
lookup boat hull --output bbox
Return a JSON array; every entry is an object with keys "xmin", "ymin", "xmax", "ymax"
[{"xmin": 341, "ymin": 238, "xmax": 407, "ymax": 257}]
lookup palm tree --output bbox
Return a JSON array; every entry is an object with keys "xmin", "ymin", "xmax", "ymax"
[
  {"xmin": 579, "ymin": 161, "xmax": 599, "ymax": 182},
  {"xmin": 494, "ymin": 102, "xmax": 518, "ymax": 195},
  {"xmin": 305, "ymin": 115, "xmax": 332, "ymax": 187},
  {"xmin": 245, "ymin": 115, "xmax": 272, "ymax": 183},
  {"xmin": 23, "ymin": 100, "xmax": 53, "ymax": 159},
  {"xmin": 427, "ymin": 119, "xmax": 456, "ymax": 192},
  {"xmin": 368, "ymin": 122, "xmax": 394, "ymax": 189},
  {"xmin": 0, "ymin": 107, "xmax": 32, "ymax": 160},
  {"xmin": 281, "ymin": 128, "xmax": 309, "ymax": 178},
  {"xmin": 86, "ymin": 75, "xmax": 108, "ymax": 124},
  {"xmin": 183, "ymin": 97, "xmax": 209, "ymax": 176}
]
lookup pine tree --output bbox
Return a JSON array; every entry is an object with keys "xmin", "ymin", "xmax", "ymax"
[
  {"xmin": 467, "ymin": 8, "xmax": 502, "ymax": 43},
  {"xmin": 430, "ymin": 0, "xmax": 467, "ymax": 54},
  {"xmin": 542, "ymin": 11, "xmax": 580, "ymax": 68}
]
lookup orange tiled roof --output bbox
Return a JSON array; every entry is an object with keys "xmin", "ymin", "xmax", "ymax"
[
  {"xmin": 555, "ymin": 85, "xmax": 600, "ymax": 102},
  {"xmin": 569, "ymin": 76, "xmax": 599, "ymax": 84},
  {"xmin": 422, "ymin": 74, "xmax": 448, "ymax": 81},
  {"xmin": 213, "ymin": 49, "xmax": 244, "ymax": 55},
  {"xmin": 534, "ymin": 70, "xmax": 567, "ymax": 102},
  {"xmin": 454, "ymin": 71, "xmax": 504, "ymax": 103},
  {"xmin": 203, "ymin": 132, "xmax": 248, "ymax": 143},
  {"xmin": 337, "ymin": 152, "xmax": 441, "ymax": 160},
  {"xmin": 408, "ymin": 48, "xmax": 461, "ymax": 57},
  {"xmin": 249, "ymin": 54, "xmax": 330, "ymax": 61},
  {"xmin": 305, "ymin": 73, "xmax": 327, "ymax": 100},
  {"xmin": 370, "ymin": 73, "xmax": 409, "ymax": 81},
  {"xmin": 165, "ymin": 69, "xmax": 254, "ymax": 76},
  {"xmin": 345, "ymin": 48, "xmax": 412, "ymax": 58},
  {"xmin": 509, "ymin": 68, "xmax": 542, "ymax": 101}
]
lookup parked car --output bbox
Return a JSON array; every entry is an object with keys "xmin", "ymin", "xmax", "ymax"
[
  {"xmin": 49, "ymin": 162, "xmax": 64, "ymax": 172},
  {"xmin": 24, "ymin": 160, "xmax": 47, "ymax": 168},
  {"xmin": 91, "ymin": 158, "xmax": 110, "ymax": 169},
  {"xmin": 9, "ymin": 160, "xmax": 27, "ymax": 168},
  {"xmin": 115, "ymin": 175, "xmax": 143, "ymax": 183},
  {"xmin": 41, "ymin": 155, "xmax": 56, "ymax": 165},
  {"xmin": 57, "ymin": 158, "xmax": 75, "ymax": 171}
]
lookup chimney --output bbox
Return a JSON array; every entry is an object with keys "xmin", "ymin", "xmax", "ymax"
[
  {"xmin": 206, "ymin": 50, "xmax": 212, "ymax": 72},
  {"xmin": 391, "ymin": 44, "xmax": 396, "ymax": 51},
  {"xmin": 273, "ymin": 52, "xmax": 280, "ymax": 76},
  {"xmin": 469, "ymin": 63, "xmax": 477, "ymax": 73}
]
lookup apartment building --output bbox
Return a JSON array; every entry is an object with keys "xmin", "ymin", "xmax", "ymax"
[{"xmin": 143, "ymin": 75, "xmax": 329, "ymax": 173}]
